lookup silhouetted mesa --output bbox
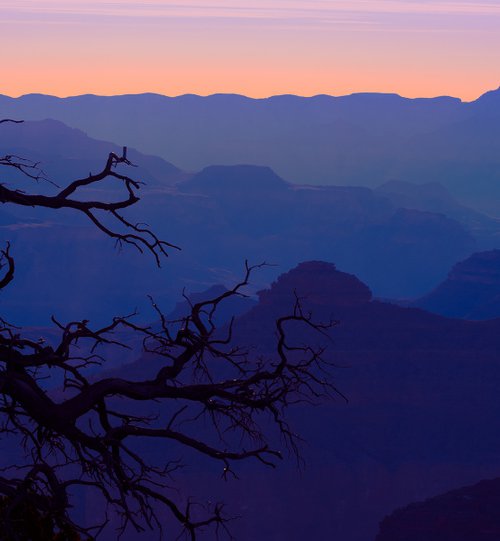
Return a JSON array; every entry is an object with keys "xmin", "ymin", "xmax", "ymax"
[
  {"xmin": 257, "ymin": 261, "xmax": 372, "ymax": 307},
  {"xmin": 180, "ymin": 164, "xmax": 289, "ymax": 196},
  {"xmin": 37, "ymin": 260, "xmax": 500, "ymax": 541}
]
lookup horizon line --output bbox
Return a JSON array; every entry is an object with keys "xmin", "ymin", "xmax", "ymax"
[{"xmin": 2, "ymin": 85, "xmax": 500, "ymax": 103}]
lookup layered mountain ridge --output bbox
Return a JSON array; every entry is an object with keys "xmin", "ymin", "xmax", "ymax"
[
  {"xmin": 414, "ymin": 250, "xmax": 500, "ymax": 319},
  {"xmin": 0, "ymin": 118, "xmax": 491, "ymax": 326},
  {"xmin": 3, "ymin": 88, "xmax": 500, "ymax": 212}
]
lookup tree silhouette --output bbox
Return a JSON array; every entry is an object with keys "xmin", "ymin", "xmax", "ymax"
[{"xmin": 0, "ymin": 120, "xmax": 336, "ymax": 540}]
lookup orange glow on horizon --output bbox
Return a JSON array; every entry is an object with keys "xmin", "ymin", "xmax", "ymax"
[
  {"xmin": 4, "ymin": 75, "xmax": 498, "ymax": 104},
  {"xmin": 1, "ymin": 0, "xmax": 500, "ymax": 102}
]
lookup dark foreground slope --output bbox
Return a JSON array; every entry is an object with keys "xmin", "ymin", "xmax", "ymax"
[
  {"xmin": 228, "ymin": 262, "xmax": 500, "ymax": 541},
  {"xmin": 376, "ymin": 477, "xmax": 500, "ymax": 541},
  {"xmin": 90, "ymin": 261, "xmax": 500, "ymax": 541}
]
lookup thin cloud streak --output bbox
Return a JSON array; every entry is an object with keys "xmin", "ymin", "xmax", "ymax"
[{"xmin": 4, "ymin": 0, "xmax": 500, "ymax": 20}]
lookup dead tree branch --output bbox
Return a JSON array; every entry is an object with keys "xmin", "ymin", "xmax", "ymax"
[
  {"xmin": 0, "ymin": 124, "xmax": 178, "ymax": 266},
  {"xmin": 0, "ymin": 121, "xmax": 337, "ymax": 540}
]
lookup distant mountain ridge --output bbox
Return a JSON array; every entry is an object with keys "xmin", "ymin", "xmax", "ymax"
[
  {"xmin": 375, "ymin": 180, "xmax": 500, "ymax": 249},
  {"xmin": 0, "ymin": 118, "xmax": 183, "ymax": 193},
  {"xmin": 2, "ymin": 88, "xmax": 500, "ymax": 212},
  {"xmin": 413, "ymin": 250, "xmax": 500, "ymax": 319},
  {"xmin": 0, "ymin": 120, "xmax": 487, "ymax": 325},
  {"xmin": 2, "ymin": 119, "xmax": 500, "ymax": 325},
  {"xmin": 169, "ymin": 164, "xmax": 477, "ymax": 298}
]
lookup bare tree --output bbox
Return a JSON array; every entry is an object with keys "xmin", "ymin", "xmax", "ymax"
[{"xmin": 0, "ymin": 120, "xmax": 336, "ymax": 540}]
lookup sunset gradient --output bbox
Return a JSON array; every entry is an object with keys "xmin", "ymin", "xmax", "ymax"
[{"xmin": 2, "ymin": 0, "xmax": 500, "ymax": 100}]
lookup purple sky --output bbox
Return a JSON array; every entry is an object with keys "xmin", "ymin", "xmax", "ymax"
[{"xmin": 1, "ymin": 0, "xmax": 500, "ymax": 99}]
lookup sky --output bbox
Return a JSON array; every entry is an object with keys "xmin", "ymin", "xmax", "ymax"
[{"xmin": 1, "ymin": 0, "xmax": 500, "ymax": 100}]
